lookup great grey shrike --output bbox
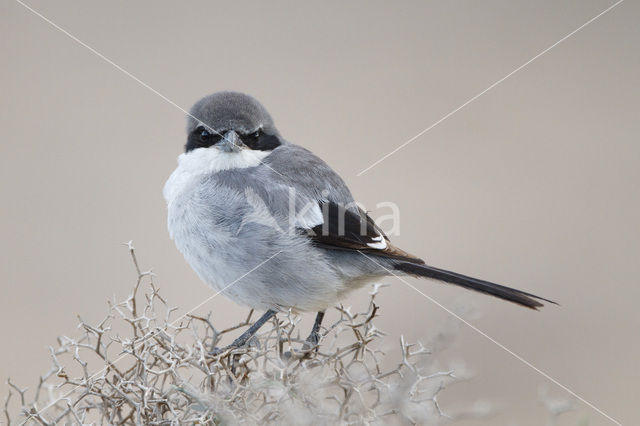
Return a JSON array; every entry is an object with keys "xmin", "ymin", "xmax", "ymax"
[{"xmin": 164, "ymin": 91, "xmax": 554, "ymax": 350}]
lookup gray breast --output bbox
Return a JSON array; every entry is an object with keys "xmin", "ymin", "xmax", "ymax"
[{"xmin": 167, "ymin": 170, "xmax": 345, "ymax": 311}]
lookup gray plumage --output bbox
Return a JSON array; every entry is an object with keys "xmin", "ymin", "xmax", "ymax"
[
  {"xmin": 186, "ymin": 92, "xmax": 280, "ymax": 139},
  {"xmin": 164, "ymin": 91, "xmax": 554, "ymax": 319}
]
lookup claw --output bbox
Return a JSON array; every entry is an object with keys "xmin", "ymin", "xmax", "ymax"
[{"xmin": 208, "ymin": 346, "xmax": 225, "ymax": 357}]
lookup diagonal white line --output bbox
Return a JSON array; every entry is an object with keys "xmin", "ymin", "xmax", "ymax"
[
  {"xmin": 14, "ymin": 0, "xmax": 191, "ymax": 122},
  {"xmin": 13, "ymin": 0, "xmax": 286, "ymax": 178},
  {"xmin": 357, "ymin": 251, "xmax": 622, "ymax": 425},
  {"xmin": 11, "ymin": 0, "xmax": 625, "ymax": 424},
  {"xmin": 167, "ymin": 250, "xmax": 283, "ymax": 324},
  {"xmin": 20, "ymin": 251, "xmax": 283, "ymax": 425},
  {"xmin": 357, "ymin": 0, "xmax": 625, "ymax": 176},
  {"xmin": 11, "ymin": 2, "xmax": 290, "ymax": 423}
]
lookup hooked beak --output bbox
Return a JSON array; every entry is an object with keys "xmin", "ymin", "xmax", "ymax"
[{"xmin": 217, "ymin": 130, "xmax": 244, "ymax": 153}]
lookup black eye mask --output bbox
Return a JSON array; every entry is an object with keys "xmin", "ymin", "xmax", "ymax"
[
  {"xmin": 185, "ymin": 127, "xmax": 281, "ymax": 153},
  {"xmin": 241, "ymin": 129, "xmax": 281, "ymax": 151}
]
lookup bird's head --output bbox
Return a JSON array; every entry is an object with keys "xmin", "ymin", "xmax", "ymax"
[{"xmin": 185, "ymin": 91, "xmax": 282, "ymax": 154}]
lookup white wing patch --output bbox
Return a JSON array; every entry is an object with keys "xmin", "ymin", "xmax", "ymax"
[
  {"xmin": 294, "ymin": 201, "xmax": 324, "ymax": 229},
  {"xmin": 367, "ymin": 235, "xmax": 388, "ymax": 249}
]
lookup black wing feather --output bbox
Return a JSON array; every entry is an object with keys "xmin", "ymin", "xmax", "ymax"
[{"xmin": 302, "ymin": 201, "xmax": 423, "ymax": 263}]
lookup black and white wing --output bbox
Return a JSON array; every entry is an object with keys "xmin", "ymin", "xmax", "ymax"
[
  {"xmin": 264, "ymin": 144, "xmax": 424, "ymax": 263},
  {"xmin": 303, "ymin": 201, "xmax": 424, "ymax": 263}
]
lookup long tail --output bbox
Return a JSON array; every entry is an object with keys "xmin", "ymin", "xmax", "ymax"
[{"xmin": 394, "ymin": 262, "xmax": 556, "ymax": 310}]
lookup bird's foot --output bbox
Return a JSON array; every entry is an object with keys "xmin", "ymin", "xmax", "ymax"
[
  {"xmin": 207, "ymin": 336, "xmax": 256, "ymax": 357},
  {"xmin": 207, "ymin": 346, "xmax": 228, "ymax": 357},
  {"xmin": 282, "ymin": 332, "xmax": 321, "ymax": 360},
  {"xmin": 302, "ymin": 330, "xmax": 321, "ymax": 352}
]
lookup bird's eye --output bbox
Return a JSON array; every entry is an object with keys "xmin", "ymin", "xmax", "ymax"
[
  {"xmin": 199, "ymin": 127, "xmax": 212, "ymax": 141},
  {"xmin": 246, "ymin": 129, "xmax": 261, "ymax": 142},
  {"xmin": 240, "ymin": 129, "xmax": 261, "ymax": 148}
]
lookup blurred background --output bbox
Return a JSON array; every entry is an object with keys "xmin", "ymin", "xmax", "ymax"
[{"xmin": 1, "ymin": 0, "xmax": 638, "ymax": 424}]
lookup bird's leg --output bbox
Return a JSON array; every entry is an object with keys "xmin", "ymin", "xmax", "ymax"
[
  {"xmin": 210, "ymin": 309, "xmax": 277, "ymax": 355},
  {"xmin": 229, "ymin": 309, "xmax": 277, "ymax": 348},
  {"xmin": 303, "ymin": 311, "xmax": 325, "ymax": 350}
]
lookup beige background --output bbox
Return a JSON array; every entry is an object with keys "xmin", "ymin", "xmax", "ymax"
[{"xmin": 1, "ymin": 0, "xmax": 638, "ymax": 424}]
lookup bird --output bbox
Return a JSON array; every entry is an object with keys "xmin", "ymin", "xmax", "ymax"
[{"xmin": 163, "ymin": 91, "xmax": 555, "ymax": 351}]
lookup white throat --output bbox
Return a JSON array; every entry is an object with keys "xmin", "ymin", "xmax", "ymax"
[{"xmin": 163, "ymin": 147, "xmax": 271, "ymax": 206}]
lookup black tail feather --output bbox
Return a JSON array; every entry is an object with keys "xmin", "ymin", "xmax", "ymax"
[{"xmin": 394, "ymin": 262, "xmax": 556, "ymax": 310}]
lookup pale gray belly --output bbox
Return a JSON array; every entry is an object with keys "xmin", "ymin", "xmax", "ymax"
[{"xmin": 168, "ymin": 194, "xmax": 351, "ymax": 311}]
